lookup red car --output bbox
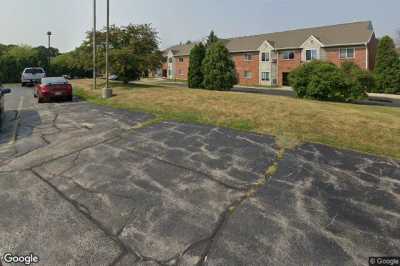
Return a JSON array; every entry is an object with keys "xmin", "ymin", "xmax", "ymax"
[{"xmin": 34, "ymin": 77, "xmax": 73, "ymax": 103}]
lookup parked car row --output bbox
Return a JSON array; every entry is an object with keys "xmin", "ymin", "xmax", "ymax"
[
  {"xmin": 0, "ymin": 68, "xmax": 75, "ymax": 129},
  {"xmin": 20, "ymin": 67, "xmax": 74, "ymax": 103}
]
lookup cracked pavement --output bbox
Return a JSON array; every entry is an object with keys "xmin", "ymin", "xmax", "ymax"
[{"xmin": 0, "ymin": 86, "xmax": 399, "ymax": 266}]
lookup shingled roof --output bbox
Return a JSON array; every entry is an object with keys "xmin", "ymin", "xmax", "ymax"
[{"xmin": 164, "ymin": 21, "xmax": 374, "ymax": 56}]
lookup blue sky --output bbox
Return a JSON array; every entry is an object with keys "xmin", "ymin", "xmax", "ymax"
[{"xmin": 0, "ymin": 0, "xmax": 399, "ymax": 52}]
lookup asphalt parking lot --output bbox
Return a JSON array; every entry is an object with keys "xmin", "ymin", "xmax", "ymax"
[{"xmin": 0, "ymin": 85, "xmax": 399, "ymax": 265}]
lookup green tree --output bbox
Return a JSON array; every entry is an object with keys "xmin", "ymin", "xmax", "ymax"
[
  {"xmin": 110, "ymin": 48, "xmax": 141, "ymax": 83},
  {"xmin": 109, "ymin": 24, "xmax": 162, "ymax": 83},
  {"xmin": 340, "ymin": 61, "xmax": 376, "ymax": 94},
  {"xmin": 0, "ymin": 45, "xmax": 39, "ymax": 83},
  {"xmin": 289, "ymin": 61, "xmax": 366, "ymax": 101},
  {"xmin": 202, "ymin": 42, "xmax": 236, "ymax": 91},
  {"xmin": 33, "ymin": 46, "xmax": 60, "ymax": 74},
  {"xmin": 374, "ymin": 36, "xmax": 400, "ymax": 93},
  {"xmin": 48, "ymin": 23, "xmax": 163, "ymax": 82},
  {"xmin": 206, "ymin": 30, "xmax": 219, "ymax": 47},
  {"xmin": 188, "ymin": 43, "xmax": 206, "ymax": 88},
  {"xmin": 51, "ymin": 51, "xmax": 91, "ymax": 78},
  {"xmin": 0, "ymin": 44, "xmax": 8, "ymax": 57}
]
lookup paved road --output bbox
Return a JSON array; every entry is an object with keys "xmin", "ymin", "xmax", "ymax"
[{"xmin": 0, "ymin": 86, "xmax": 399, "ymax": 265}]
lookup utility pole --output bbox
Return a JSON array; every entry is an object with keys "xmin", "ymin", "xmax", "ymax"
[
  {"xmin": 103, "ymin": 0, "xmax": 112, "ymax": 98},
  {"xmin": 47, "ymin": 31, "xmax": 52, "ymax": 74},
  {"xmin": 93, "ymin": 0, "xmax": 96, "ymax": 90}
]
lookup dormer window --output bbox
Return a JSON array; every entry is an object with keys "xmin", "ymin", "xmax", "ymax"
[
  {"xmin": 178, "ymin": 57, "xmax": 184, "ymax": 62},
  {"xmin": 168, "ymin": 58, "xmax": 173, "ymax": 63}
]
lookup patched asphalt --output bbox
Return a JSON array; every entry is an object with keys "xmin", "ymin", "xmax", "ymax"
[{"xmin": 0, "ymin": 86, "xmax": 399, "ymax": 266}]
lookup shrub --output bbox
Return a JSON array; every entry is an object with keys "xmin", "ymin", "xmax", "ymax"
[
  {"xmin": 202, "ymin": 42, "xmax": 237, "ymax": 91},
  {"xmin": 374, "ymin": 36, "xmax": 400, "ymax": 94},
  {"xmin": 340, "ymin": 61, "xmax": 375, "ymax": 95},
  {"xmin": 289, "ymin": 61, "xmax": 366, "ymax": 101},
  {"xmin": 188, "ymin": 43, "xmax": 206, "ymax": 88}
]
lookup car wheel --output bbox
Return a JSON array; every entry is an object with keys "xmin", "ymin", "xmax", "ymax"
[
  {"xmin": 66, "ymin": 96, "xmax": 73, "ymax": 102},
  {"xmin": 21, "ymin": 83, "xmax": 25, "ymax": 87},
  {"xmin": 38, "ymin": 97, "xmax": 43, "ymax": 103}
]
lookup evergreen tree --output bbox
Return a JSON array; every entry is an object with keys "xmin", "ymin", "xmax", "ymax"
[
  {"xmin": 206, "ymin": 30, "xmax": 219, "ymax": 47},
  {"xmin": 188, "ymin": 43, "xmax": 206, "ymax": 88},
  {"xmin": 202, "ymin": 42, "xmax": 237, "ymax": 91},
  {"xmin": 374, "ymin": 36, "xmax": 400, "ymax": 93}
]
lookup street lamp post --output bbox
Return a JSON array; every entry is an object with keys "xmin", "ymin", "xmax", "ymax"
[
  {"xmin": 47, "ymin": 31, "xmax": 52, "ymax": 74},
  {"xmin": 102, "ymin": 0, "xmax": 112, "ymax": 98},
  {"xmin": 93, "ymin": 0, "xmax": 96, "ymax": 90}
]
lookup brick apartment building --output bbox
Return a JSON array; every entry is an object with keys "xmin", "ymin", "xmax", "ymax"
[{"xmin": 162, "ymin": 21, "xmax": 377, "ymax": 86}]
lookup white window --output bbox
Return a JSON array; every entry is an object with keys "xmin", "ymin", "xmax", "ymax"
[
  {"xmin": 178, "ymin": 57, "xmax": 184, "ymax": 62},
  {"xmin": 244, "ymin": 54, "xmax": 252, "ymax": 61},
  {"xmin": 339, "ymin": 48, "xmax": 355, "ymax": 59},
  {"xmin": 168, "ymin": 58, "xmax": 173, "ymax": 63},
  {"xmin": 282, "ymin": 51, "xmax": 295, "ymax": 60},
  {"xmin": 244, "ymin": 71, "xmax": 253, "ymax": 79},
  {"xmin": 261, "ymin": 72, "xmax": 270, "ymax": 81},
  {"xmin": 306, "ymin": 49, "xmax": 317, "ymax": 61},
  {"xmin": 178, "ymin": 69, "xmax": 183, "ymax": 75},
  {"xmin": 261, "ymin": 52, "xmax": 270, "ymax": 62}
]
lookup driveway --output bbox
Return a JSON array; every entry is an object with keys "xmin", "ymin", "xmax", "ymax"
[{"xmin": 0, "ymin": 85, "xmax": 399, "ymax": 265}]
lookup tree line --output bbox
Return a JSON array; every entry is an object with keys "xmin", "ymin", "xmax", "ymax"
[
  {"xmin": 0, "ymin": 23, "xmax": 162, "ymax": 84},
  {"xmin": 0, "ymin": 44, "xmax": 59, "ymax": 83}
]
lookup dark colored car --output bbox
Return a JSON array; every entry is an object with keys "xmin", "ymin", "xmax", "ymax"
[
  {"xmin": 34, "ymin": 77, "xmax": 73, "ymax": 103},
  {"xmin": 0, "ymin": 84, "xmax": 11, "ymax": 128}
]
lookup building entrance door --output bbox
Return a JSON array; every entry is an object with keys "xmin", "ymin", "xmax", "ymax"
[{"xmin": 282, "ymin": 72, "xmax": 290, "ymax": 86}]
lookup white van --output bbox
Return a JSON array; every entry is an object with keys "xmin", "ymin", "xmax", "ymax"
[{"xmin": 21, "ymin": 67, "xmax": 46, "ymax": 86}]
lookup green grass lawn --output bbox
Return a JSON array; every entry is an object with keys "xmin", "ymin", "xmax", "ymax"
[{"xmin": 71, "ymin": 79, "xmax": 400, "ymax": 160}]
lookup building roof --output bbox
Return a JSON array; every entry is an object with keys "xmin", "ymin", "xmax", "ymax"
[
  {"xmin": 164, "ymin": 21, "xmax": 374, "ymax": 56},
  {"xmin": 163, "ymin": 43, "xmax": 197, "ymax": 57}
]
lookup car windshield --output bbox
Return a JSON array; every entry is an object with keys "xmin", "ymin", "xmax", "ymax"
[
  {"xmin": 25, "ymin": 68, "xmax": 44, "ymax": 74},
  {"xmin": 41, "ymin": 77, "xmax": 68, "ymax": 85}
]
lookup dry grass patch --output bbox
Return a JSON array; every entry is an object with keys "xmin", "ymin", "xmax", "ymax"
[{"xmin": 72, "ymin": 79, "xmax": 400, "ymax": 159}]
